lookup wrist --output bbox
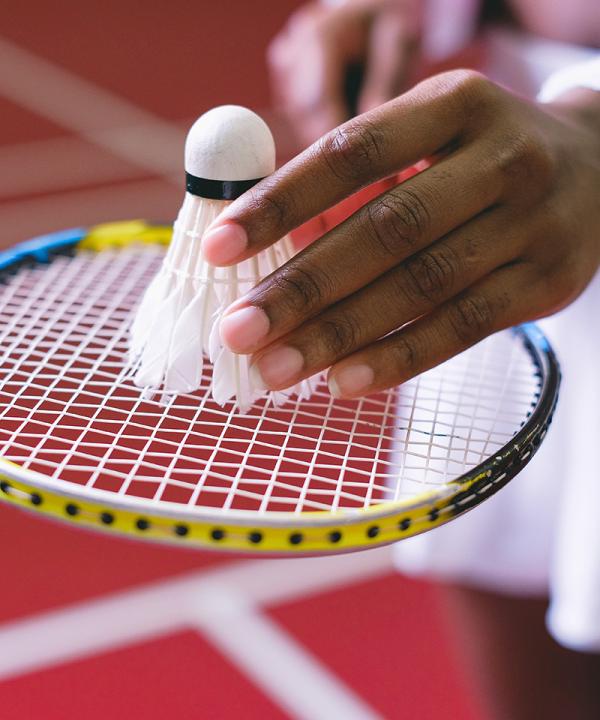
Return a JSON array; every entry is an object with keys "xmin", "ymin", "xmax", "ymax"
[
  {"xmin": 537, "ymin": 56, "xmax": 600, "ymax": 139},
  {"xmin": 548, "ymin": 88, "xmax": 600, "ymax": 137},
  {"xmin": 543, "ymin": 89, "xmax": 600, "ymax": 171}
]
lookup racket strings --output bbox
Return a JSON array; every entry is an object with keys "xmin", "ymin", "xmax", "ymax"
[{"xmin": 0, "ymin": 245, "xmax": 541, "ymax": 515}]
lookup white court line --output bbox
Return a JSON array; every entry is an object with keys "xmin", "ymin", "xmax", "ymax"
[
  {"xmin": 0, "ymin": 36, "xmax": 183, "ymax": 178},
  {"xmin": 0, "ymin": 177, "xmax": 181, "ymax": 246},
  {"xmin": 0, "ymin": 547, "xmax": 393, "ymax": 682},
  {"xmin": 194, "ymin": 593, "xmax": 384, "ymax": 720},
  {"xmin": 0, "ymin": 35, "xmax": 301, "ymax": 199},
  {"xmin": 0, "ymin": 110, "xmax": 298, "ymax": 203},
  {"xmin": 0, "ymin": 136, "xmax": 151, "ymax": 200},
  {"xmin": 0, "ymin": 117, "xmax": 297, "ymax": 202}
]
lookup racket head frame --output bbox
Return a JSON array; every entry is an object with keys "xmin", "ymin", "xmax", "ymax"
[{"xmin": 0, "ymin": 222, "xmax": 561, "ymax": 555}]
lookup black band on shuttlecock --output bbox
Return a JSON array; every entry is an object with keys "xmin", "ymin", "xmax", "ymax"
[{"xmin": 185, "ymin": 173, "xmax": 265, "ymax": 200}]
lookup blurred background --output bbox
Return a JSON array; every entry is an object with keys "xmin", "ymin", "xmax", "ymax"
[{"xmin": 0, "ymin": 2, "xmax": 483, "ymax": 718}]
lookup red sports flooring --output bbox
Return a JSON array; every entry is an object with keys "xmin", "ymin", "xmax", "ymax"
[{"xmin": 0, "ymin": 3, "xmax": 483, "ymax": 718}]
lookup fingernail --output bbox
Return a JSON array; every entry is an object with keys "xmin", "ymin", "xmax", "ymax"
[
  {"xmin": 202, "ymin": 223, "xmax": 247, "ymax": 265},
  {"xmin": 250, "ymin": 346, "xmax": 304, "ymax": 390},
  {"xmin": 220, "ymin": 305, "xmax": 270, "ymax": 353},
  {"xmin": 328, "ymin": 364, "xmax": 374, "ymax": 398}
]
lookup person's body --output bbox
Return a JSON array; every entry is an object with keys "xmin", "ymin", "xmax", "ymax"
[{"xmin": 201, "ymin": 2, "xmax": 600, "ymax": 716}]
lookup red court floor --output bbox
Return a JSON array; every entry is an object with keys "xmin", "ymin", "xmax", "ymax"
[{"xmin": 0, "ymin": 3, "xmax": 483, "ymax": 718}]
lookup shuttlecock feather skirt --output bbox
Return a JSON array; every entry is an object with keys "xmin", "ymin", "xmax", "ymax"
[{"xmin": 129, "ymin": 194, "xmax": 319, "ymax": 412}]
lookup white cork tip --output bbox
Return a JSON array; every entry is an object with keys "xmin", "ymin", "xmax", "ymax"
[{"xmin": 184, "ymin": 105, "xmax": 276, "ymax": 181}]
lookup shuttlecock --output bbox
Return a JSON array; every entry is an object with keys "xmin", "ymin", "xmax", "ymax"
[{"xmin": 129, "ymin": 105, "xmax": 319, "ymax": 412}]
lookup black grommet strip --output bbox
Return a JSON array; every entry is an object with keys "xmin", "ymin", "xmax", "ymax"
[
  {"xmin": 175, "ymin": 524, "xmax": 189, "ymax": 537},
  {"xmin": 248, "ymin": 531, "xmax": 263, "ymax": 544},
  {"xmin": 289, "ymin": 533, "xmax": 303, "ymax": 545},
  {"xmin": 65, "ymin": 503, "xmax": 79, "ymax": 517},
  {"xmin": 100, "ymin": 512, "xmax": 114, "ymax": 525},
  {"xmin": 329, "ymin": 531, "xmax": 342, "ymax": 543},
  {"xmin": 367, "ymin": 525, "xmax": 380, "ymax": 539},
  {"xmin": 136, "ymin": 518, "xmax": 150, "ymax": 531},
  {"xmin": 211, "ymin": 528, "xmax": 225, "ymax": 541},
  {"xmin": 429, "ymin": 508, "xmax": 439, "ymax": 522},
  {"xmin": 30, "ymin": 493, "xmax": 42, "ymax": 506},
  {"xmin": 399, "ymin": 518, "xmax": 411, "ymax": 531},
  {"xmin": 185, "ymin": 173, "xmax": 265, "ymax": 201},
  {"xmin": 0, "ymin": 481, "xmax": 10, "ymax": 494}
]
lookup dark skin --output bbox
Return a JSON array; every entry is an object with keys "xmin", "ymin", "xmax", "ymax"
[{"xmin": 202, "ymin": 72, "xmax": 600, "ymax": 400}]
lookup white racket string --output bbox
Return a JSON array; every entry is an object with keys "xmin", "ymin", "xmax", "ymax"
[{"xmin": 0, "ymin": 244, "xmax": 541, "ymax": 516}]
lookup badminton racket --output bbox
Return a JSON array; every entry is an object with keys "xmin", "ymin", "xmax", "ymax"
[{"xmin": 0, "ymin": 221, "xmax": 560, "ymax": 555}]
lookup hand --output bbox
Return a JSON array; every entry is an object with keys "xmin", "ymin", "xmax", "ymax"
[
  {"xmin": 203, "ymin": 70, "xmax": 600, "ymax": 399},
  {"xmin": 268, "ymin": 0, "xmax": 421, "ymax": 145}
]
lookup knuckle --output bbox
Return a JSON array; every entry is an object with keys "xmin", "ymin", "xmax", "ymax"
[
  {"xmin": 271, "ymin": 262, "xmax": 333, "ymax": 315},
  {"xmin": 453, "ymin": 69, "xmax": 493, "ymax": 100},
  {"xmin": 447, "ymin": 294, "xmax": 496, "ymax": 343},
  {"xmin": 433, "ymin": 69, "xmax": 496, "ymax": 120},
  {"xmin": 538, "ymin": 264, "xmax": 572, "ymax": 309},
  {"xmin": 366, "ymin": 188, "xmax": 431, "ymax": 256},
  {"xmin": 316, "ymin": 120, "xmax": 385, "ymax": 183},
  {"xmin": 403, "ymin": 246, "xmax": 461, "ymax": 304},
  {"xmin": 245, "ymin": 185, "xmax": 292, "ymax": 231},
  {"xmin": 389, "ymin": 335, "xmax": 421, "ymax": 374},
  {"xmin": 494, "ymin": 132, "xmax": 556, "ymax": 192},
  {"xmin": 318, "ymin": 314, "xmax": 361, "ymax": 357}
]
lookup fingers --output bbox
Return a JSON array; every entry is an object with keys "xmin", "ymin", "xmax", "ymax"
[
  {"xmin": 219, "ymin": 145, "xmax": 504, "ymax": 354},
  {"xmin": 358, "ymin": 5, "xmax": 420, "ymax": 113},
  {"xmin": 327, "ymin": 262, "xmax": 535, "ymax": 398},
  {"xmin": 267, "ymin": 5, "xmax": 355, "ymax": 147},
  {"xmin": 202, "ymin": 70, "xmax": 485, "ymax": 266},
  {"xmin": 246, "ymin": 206, "xmax": 523, "ymax": 390},
  {"xmin": 269, "ymin": 24, "xmax": 347, "ymax": 144}
]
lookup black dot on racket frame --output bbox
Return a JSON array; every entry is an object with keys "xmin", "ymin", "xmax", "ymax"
[
  {"xmin": 211, "ymin": 528, "xmax": 225, "ymax": 541},
  {"xmin": 429, "ymin": 508, "xmax": 440, "ymax": 522},
  {"xmin": 65, "ymin": 503, "xmax": 79, "ymax": 517},
  {"xmin": 136, "ymin": 518, "xmax": 150, "ymax": 531},
  {"xmin": 175, "ymin": 524, "xmax": 189, "ymax": 537},
  {"xmin": 328, "ymin": 530, "xmax": 342, "ymax": 543},
  {"xmin": 100, "ymin": 512, "xmax": 114, "ymax": 525},
  {"xmin": 248, "ymin": 531, "xmax": 263, "ymax": 544},
  {"xmin": 30, "ymin": 493, "xmax": 43, "ymax": 506},
  {"xmin": 399, "ymin": 518, "xmax": 411, "ymax": 531},
  {"xmin": 367, "ymin": 525, "xmax": 380, "ymax": 539},
  {"xmin": 289, "ymin": 533, "xmax": 303, "ymax": 545},
  {"xmin": 0, "ymin": 481, "xmax": 11, "ymax": 494}
]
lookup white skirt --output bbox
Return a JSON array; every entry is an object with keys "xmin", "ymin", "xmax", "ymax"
[{"xmin": 394, "ymin": 270, "xmax": 600, "ymax": 652}]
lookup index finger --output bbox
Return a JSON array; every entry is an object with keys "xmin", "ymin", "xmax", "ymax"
[{"xmin": 201, "ymin": 70, "xmax": 485, "ymax": 266}]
